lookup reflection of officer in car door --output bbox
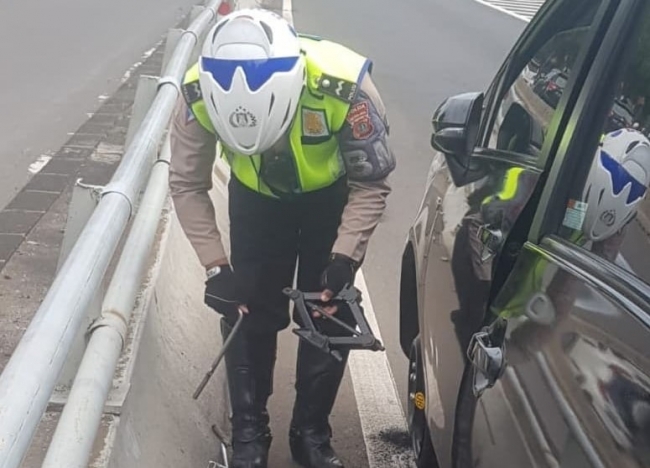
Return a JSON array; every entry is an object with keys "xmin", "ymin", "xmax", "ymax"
[
  {"xmin": 504, "ymin": 129, "xmax": 650, "ymax": 351},
  {"xmin": 489, "ymin": 131, "xmax": 650, "ymax": 460},
  {"xmin": 450, "ymin": 165, "xmax": 538, "ymax": 357}
]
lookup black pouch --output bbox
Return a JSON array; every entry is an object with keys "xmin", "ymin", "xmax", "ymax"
[{"xmin": 259, "ymin": 151, "xmax": 301, "ymax": 197}]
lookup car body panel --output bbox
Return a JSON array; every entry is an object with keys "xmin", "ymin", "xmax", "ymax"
[
  {"xmin": 471, "ymin": 241, "xmax": 650, "ymax": 467},
  {"xmin": 412, "ymin": 156, "xmax": 542, "ymax": 467},
  {"xmin": 399, "ymin": 0, "xmax": 650, "ymax": 466}
]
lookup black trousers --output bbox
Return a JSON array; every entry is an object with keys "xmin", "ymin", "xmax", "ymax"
[
  {"xmin": 228, "ymin": 175, "xmax": 351, "ymax": 334},
  {"xmin": 225, "ymin": 176, "xmax": 357, "ymax": 439}
]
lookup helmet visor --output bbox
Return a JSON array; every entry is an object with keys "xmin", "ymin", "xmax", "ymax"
[
  {"xmin": 200, "ymin": 56, "xmax": 300, "ymax": 92},
  {"xmin": 601, "ymin": 151, "xmax": 647, "ymax": 204}
]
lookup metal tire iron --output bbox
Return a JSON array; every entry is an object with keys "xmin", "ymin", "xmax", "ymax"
[
  {"xmin": 193, "ymin": 309, "xmax": 246, "ymax": 468},
  {"xmin": 283, "ymin": 285, "xmax": 385, "ymax": 361}
]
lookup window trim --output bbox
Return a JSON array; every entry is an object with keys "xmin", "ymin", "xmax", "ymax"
[
  {"xmin": 529, "ymin": 236, "xmax": 650, "ymax": 327},
  {"xmin": 477, "ymin": 0, "xmax": 559, "ymax": 140},
  {"xmin": 477, "ymin": 0, "xmax": 615, "ymax": 171},
  {"xmin": 473, "ymin": 147, "xmax": 540, "ymax": 171}
]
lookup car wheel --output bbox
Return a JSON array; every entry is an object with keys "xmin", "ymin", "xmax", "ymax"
[{"xmin": 408, "ymin": 336, "xmax": 439, "ymax": 468}]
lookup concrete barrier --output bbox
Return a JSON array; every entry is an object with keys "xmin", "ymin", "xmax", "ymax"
[{"xmin": 102, "ymin": 190, "xmax": 231, "ymax": 468}]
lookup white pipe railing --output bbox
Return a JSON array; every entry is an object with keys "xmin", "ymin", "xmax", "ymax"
[
  {"xmin": 40, "ymin": 138, "xmax": 172, "ymax": 468},
  {"xmin": 0, "ymin": 2, "xmax": 230, "ymax": 467}
]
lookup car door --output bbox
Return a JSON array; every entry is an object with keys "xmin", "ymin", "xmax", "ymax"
[
  {"xmin": 417, "ymin": 0, "xmax": 613, "ymax": 466},
  {"xmin": 462, "ymin": 1, "xmax": 650, "ymax": 466}
]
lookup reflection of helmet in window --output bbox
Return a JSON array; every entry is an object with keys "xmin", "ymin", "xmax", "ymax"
[{"xmin": 582, "ymin": 129, "xmax": 650, "ymax": 242}]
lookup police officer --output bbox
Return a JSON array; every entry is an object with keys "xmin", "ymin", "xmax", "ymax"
[{"xmin": 169, "ymin": 8, "xmax": 395, "ymax": 468}]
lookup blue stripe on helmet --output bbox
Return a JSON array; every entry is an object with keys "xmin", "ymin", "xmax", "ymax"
[
  {"xmin": 600, "ymin": 151, "xmax": 647, "ymax": 204},
  {"xmin": 200, "ymin": 56, "xmax": 299, "ymax": 92}
]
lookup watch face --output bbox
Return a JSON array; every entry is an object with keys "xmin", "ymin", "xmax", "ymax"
[{"xmin": 207, "ymin": 266, "xmax": 221, "ymax": 279}]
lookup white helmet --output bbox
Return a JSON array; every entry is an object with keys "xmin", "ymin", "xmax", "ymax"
[
  {"xmin": 198, "ymin": 8, "xmax": 305, "ymax": 155},
  {"xmin": 582, "ymin": 129, "xmax": 650, "ymax": 241}
]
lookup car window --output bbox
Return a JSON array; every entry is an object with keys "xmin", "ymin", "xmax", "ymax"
[
  {"xmin": 486, "ymin": 0, "xmax": 603, "ymax": 159},
  {"xmin": 557, "ymin": 2, "xmax": 650, "ymax": 286}
]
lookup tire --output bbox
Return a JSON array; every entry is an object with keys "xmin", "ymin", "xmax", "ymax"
[
  {"xmin": 408, "ymin": 336, "xmax": 439, "ymax": 468},
  {"xmin": 452, "ymin": 365, "xmax": 478, "ymax": 468},
  {"xmin": 399, "ymin": 244, "xmax": 419, "ymax": 358}
]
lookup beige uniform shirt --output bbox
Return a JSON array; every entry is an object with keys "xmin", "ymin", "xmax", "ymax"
[{"xmin": 169, "ymin": 74, "xmax": 394, "ymax": 268}]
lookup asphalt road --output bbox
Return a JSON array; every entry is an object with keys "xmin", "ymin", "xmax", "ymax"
[
  {"xmin": 294, "ymin": 0, "xmax": 526, "ymax": 426},
  {"xmin": 0, "ymin": 0, "xmax": 198, "ymax": 211}
]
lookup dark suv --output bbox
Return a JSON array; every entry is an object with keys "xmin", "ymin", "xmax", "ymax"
[
  {"xmin": 399, "ymin": 0, "xmax": 650, "ymax": 467},
  {"xmin": 533, "ymin": 70, "xmax": 568, "ymax": 108},
  {"xmin": 606, "ymin": 99, "xmax": 636, "ymax": 132}
]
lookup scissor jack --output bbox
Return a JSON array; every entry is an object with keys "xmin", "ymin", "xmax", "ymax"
[{"xmin": 283, "ymin": 285, "xmax": 385, "ymax": 361}]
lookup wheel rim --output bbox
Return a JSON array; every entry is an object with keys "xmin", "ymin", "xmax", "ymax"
[{"xmin": 408, "ymin": 343, "xmax": 427, "ymax": 458}]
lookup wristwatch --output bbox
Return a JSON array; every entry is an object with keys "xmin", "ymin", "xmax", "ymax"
[
  {"xmin": 329, "ymin": 253, "xmax": 360, "ymax": 271},
  {"xmin": 206, "ymin": 266, "xmax": 222, "ymax": 279}
]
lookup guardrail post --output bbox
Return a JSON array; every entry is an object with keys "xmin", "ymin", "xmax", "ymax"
[
  {"xmin": 55, "ymin": 184, "xmax": 101, "ymax": 271},
  {"xmin": 53, "ymin": 182, "xmax": 103, "ymax": 394},
  {"xmin": 191, "ymin": 4, "xmax": 207, "ymax": 22},
  {"xmin": 125, "ymin": 75, "xmax": 161, "ymax": 149},
  {"xmin": 162, "ymin": 29, "xmax": 184, "ymax": 72},
  {"xmin": 190, "ymin": 6, "xmax": 211, "ymax": 64}
]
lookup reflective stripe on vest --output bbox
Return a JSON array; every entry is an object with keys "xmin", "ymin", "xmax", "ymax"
[
  {"xmin": 482, "ymin": 167, "xmax": 525, "ymax": 205},
  {"xmin": 182, "ymin": 35, "xmax": 371, "ymax": 197}
]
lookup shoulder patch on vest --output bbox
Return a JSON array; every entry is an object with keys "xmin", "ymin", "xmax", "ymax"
[
  {"xmin": 346, "ymin": 101, "xmax": 373, "ymax": 140},
  {"xmin": 317, "ymin": 74, "xmax": 358, "ymax": 103},
  {"xmin": 181, "ymin": 80, "xmax": 203, "ymax": 105}
]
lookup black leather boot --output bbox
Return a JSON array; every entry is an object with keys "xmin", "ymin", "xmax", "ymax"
[
  {"xmin": 221, "ymin": 319, "xmax": 277, "ymax": 468},
  {"xmin": 289, "ymin": 341, "xmax": 349, "ymax": 468}
]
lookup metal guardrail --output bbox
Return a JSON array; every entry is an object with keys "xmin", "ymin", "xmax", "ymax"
[
  {"xmin": 41, "ymin": 136, "xmax": 173, "ymax": 468},
  {"xmin": 0, "ymin": 2, "xmax": 231, "ymax": 467}
]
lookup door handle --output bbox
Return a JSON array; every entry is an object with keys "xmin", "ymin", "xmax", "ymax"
[
  {"xmin": 525, "ymin": 291, "xmax": 556, "ymax": 325},
  {"xmin": 467, "ymin": 318, "xmax": 507, "ymax": 397}
]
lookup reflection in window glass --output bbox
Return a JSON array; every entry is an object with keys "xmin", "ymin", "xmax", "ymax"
[
  {"xmin": 559, "ymin": 4, "xmax": 650, "ymax": 286},
  {"xmin": 489, "ymin": 1, "xmax": 601, "ymax": 158},
  {"xmin": 555, "ymin": 76, "xmax": 568, "ymax": 88}
]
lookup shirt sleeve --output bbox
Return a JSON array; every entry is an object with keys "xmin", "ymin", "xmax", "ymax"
[
  {"xmin": 332, "ymin": 74, "xmax": 395, "ymax": 263},
  {"xmin": 168, "ymin": 96, "xmax": 228, "ymax": 267}
]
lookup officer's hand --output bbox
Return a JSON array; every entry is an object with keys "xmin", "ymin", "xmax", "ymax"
[
  {"xmin": 318, "ymin": 254, "xmax": 356, "ymax": 317},
  {"xmin": 315, "ymin": 293, "xmax": 338, "ymax": 318},
  {"xmin": 204, "ymin": 265, "xmax": 248, "ymax": 323}
]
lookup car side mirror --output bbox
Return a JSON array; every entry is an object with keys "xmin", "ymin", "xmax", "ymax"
[{"xmin": 431, "ymin": 92, "xmax": 485, "ymax": 187}]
